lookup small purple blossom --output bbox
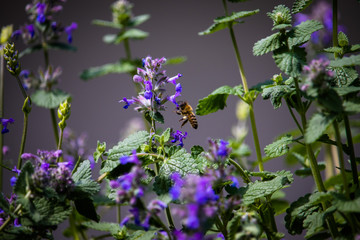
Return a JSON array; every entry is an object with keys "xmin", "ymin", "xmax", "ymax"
[
  {"xmin": 144, "ymin": 80, "xmax": 153, "ymax": 99},
  {"xmin": 171, "ymin": 130, "xmax": 187, "ymax": 147},
  {"xmin": 186, "ymin": 204, "xmax": 200, "ymax": 229},
  {"xmin": 0, "ymin": 118, "xmax": 14, "ymax": 134},
  {"xmin": 133, "ymin": 74, "xmax": 144, "ymax": 83},
  {"xmin": 120, "ymin": 97, "xmax": 135, "ymax": 109},
  {"xmin": 217, "ymin": 140, "xmax": 230, "ymax": 157},
  {"xmin": 36, "ymin": 3, "xmax": 46, "ymax": 23},
  {"xmin": 65, "ymin": 22, "xmax": 77, "ymax": 43},
  {"xmin": 27, "ymin": 24, "xmax": 35, "ymax": 38},
  {"xmin": 230, "ymin": 176, "xmax": 240, "ymax": 188},
  {"xmin": 10, "ymin": 177, "xmax": 17, "ymax": 187},
  {"xmin": 169, "ymin": 172, "xmax": 184, "ymax": 200},
  {"xmin": 167, "ymin": 73, "xmax": 183, "ymax": 85},
  {"xmin": 119, "ymin": 150, "xmax": 140, "ymax": 165}
]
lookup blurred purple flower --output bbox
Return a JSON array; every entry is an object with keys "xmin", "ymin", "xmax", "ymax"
[
  {"xmin": 65, "ymin": 22, "xmax": 77, "ymax": 43},
  {"xmin": 36, "ymin": 3, "xmax": 46, "ymax": 23},
  {"xmin": 0, "ymin": 118, "xmax": 14, "ymax": 134},
  {"xmin": 171, "ymin": 130, "xmax": 187, "ymax": 147}
]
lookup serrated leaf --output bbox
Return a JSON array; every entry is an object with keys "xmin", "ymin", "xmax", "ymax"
[
  {"xmin": 305, "ymin": 113, "xmax": 335, "ymax": 144},
  {"xmin": 272, "ymin": 24, "xmax": 292, "ymax": 31},
  {"xmin": 253, "ymin": 32, "xmax": 282, "ymax": 56},
  {"xmin": 47, "ymin": 42, "xmax": 77, "ymax": 52},
  {"xmin": 323, "ymin": 46, "xmax": 343, "ymax": 54},
  {"xmin": 343, "ymin": 99, "xmax": 360, "ymax": 114},
  {"xmin": 164, "ymin": 56, "xmax": 187, "ymax": 65},
  {"xmin": 75, "ymin": 198, "xmax": 99, "ymax": 222},
  {"xmin": 261, "ymin": 85, "xmax": 293, "ymax": 109},
  {"xmin": 196, "ymin": 85, "xmax": 243, "ymax": 115},
  {"xmin": 82, "ymin": 221, "xmax": 123, "ymax": 236},
  {"xmin": 92, "ymin": 19, "xmax": 123, "ymax": 29},
  {"xmin": 264, "ymin": 135, "xmax": 293, "ymax": 158},
  {"xmin": 303, "ymin": 211, "xmax": 326, "ymax": 238},
  {"xmin": 338, "ymin": 31, "xmax": 349, "ymax": 47},
  {"xmin": 350, "ymin": 44, "xmax": 360, "ymax": 53},
  {"xmin": 292, "ymin": 0, "xmax": 313, "ymax": 14},
  {"xmin": 241, "ymin": 171, "xmax": 293, "ymax": 205},
  {"xmin": 31, "ymin": 197, "xmax": 72, "ymax": 226},
  {"xmin": 152, "ymin": 111, "xmax": 164, "ymax": 124},
  {"xmin": 101, "ymin": 131, "xmax": 149, "ymax": 174},
  {"xmin": 294, "ymin": 163, "xmax": 326, "ymax": 177},
  {"xmin": 72, "ymin": 160, "xmax": 92, "ymax": 182},
  {"xmin": 324, "ymin": 172, "xmax": 353, "ymax": 189},
  {"xmin": 333, "ymin": 86, "xmax": 360, "ymax": 96},
  {"xmin": 285, "ymin": 193, "xmax": 320, "ymax": 235},
  {"xmin": 31, "ymin": 89, "xmax": 70, "ymax": 109},
  {"xmin": 273, "ymin": 47, "xmax": 306, "ymax": 77},
  {"xmin": 159, "ymin": 147, "xmax": 199, "ymax": 179},
  {"xmin": 330, "ymin": 67, "xmax": 359, "ymax": 87},
  {"xmin": 80, "ymin": 59, "xmax": 139, "ymax": 80},
  {"xmin": 318, "ymin": 89, "xmax": 343, "ymax": 113},
  {"xmin": 153, "ymin": 176, "xmax": 172, "ymax": 196},
  {"xmin": 199, "ymin": 21, "xmax": 237, "ymax": 35},
  {"xmin": 129, "ymin": 229, "xmax": 159, "ymax": 240},
  {"xmin": 334, "ymin": 195, "xmax": 360, "ymax": 213},
  {"xmin": 287, "ymin": 20, "xmax": 323, "ymax": 49},
  {"xmin": 330, "ymin": 54, "xmax": 360, "ymax": 67},
  {"xmin": 14, "ymin": 161, "xmax": 34, "ymax": 196},
  {"xmin": 191, "ymin": 145, "xmax": 204, "ymax": 159}
]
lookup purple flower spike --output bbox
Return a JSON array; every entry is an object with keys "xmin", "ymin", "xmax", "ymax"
[
  {"xmin": 1, "ymin": 118, "xmax": 14, "ymax": 134},
  {"xmin": 36, "ymin": 3, "xmax": 46, "ymax": 24},
  {"xmin": 65, "ymin": 22, "xmax": 78, "ymax": 43},
  {"xmin": 186, "ymin": 204, "xmax": 200, "ymax": 229},
  {"xmin": 27, "ymin": 24, "xmax": 35, "ymax": 38},
  {"xmin": 144, "ymin": 81, "xmax": 153, "ymax": 100},
  {"xmin": 217, "ymin": 139, "xmax": 230, "ymax": 157}
]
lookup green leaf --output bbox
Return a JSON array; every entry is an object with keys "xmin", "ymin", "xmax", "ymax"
[
  {"xmin": 74, "ymin": 198, "xmax": 99, "ymax": 222},
  {"xmin": 261, "ymin": 84, "xmax": 293, "ymax": 109},
  {"xmin": 47, "ymin": 42, "xmax": 77, "ymax": 52},
  {"xmin": 82, "ymin": 221, "xmax": 123, "ymax": 237},
  {"xmin": 129, "ymin": 229, "xmax": 159, "ymax": 240},
  {"xmin": 101, "ymin": 131, "xmax": 149, "ymax": 174},
  {"xmin": 318, "ymin": 89, "xmax": 343, "ymax": 113},
  {"xmin": 129, "ymin": 14, "xmax": 151, "ymax": 27},
  {"xmin": 0, "ymin": 193, "xmax": 9, "ymax": 213},
  {"xmin": 191, "ymin": 145, "xmax": 204, "ymax": 159},
  {"xmin": 303, "ymin": 211, "xmax": 326, "ymax": 238},
  {"xmin": 271, "ymin": 199, "xmax": 290, "ymax": 216},
  {"xmin": 19, "ymin": 44, "xmax": 43, "ymax": 58},
  {"xmin": 287, "ymin": 20, "xmax": 323, "ymax": 49},
  {"xmin": 285, "ymin": 193, "xmax": 320, "ymax": 235},
  {"xmin": 343, "ymin": 99, "xmax": 360, "ymax": 114},
  {"xmin": 72, "ymin": 160, "xmax": 92, "ymax": 182},
  {"xmin": 71, "ymin": 160, "xmax": 100, "ymax": 198},
  {"xmin": 330, "ymin": 54, "xmax": 360, "ymax": 67},
  {"xmin": 294, "ymin": 162, "xmax": 326, "ymax": 177},
  {"xmin": 338, "ymin": 31, "xmax": 349, "ymax": 47},
  {"xmin": 80, "ymin": 59, "xmax": 140, "ymax": 80},
  {"xmin": 164, "ymin": 56, "xmax": 187, "ymax": 65},
  {"xmin": 292, "ymin": 0, "xmax": 313, "ymax": 14},
  {"xmin": 323, "ymin": 46, "xmax": 343, "ymax": 54},
  {"xmin": 333, "ymin": 194, "xmax": 360, "ymax": 213},
  {"xmin": 196, "ymin": 85, "xmax": 243, "ymax": 115},
  {"xmin": 159, "ymin": 147, "xmax": 199, "ymax": 179},
  {"xmin": 199, "ymin": 10, "xmax": 259, "ymax": 35},
  {"xmin": 305, "ymin": 113, "xmax": 335, "ymax": 144},
  {"xmin": 253, "ymin": 32, "xmax": 282, "ymax": 56},
  {"xmin": 92, "ymin": 19, "xmax": 123, "ymax": 29},
  {"xmin": 324, "ymin": 172, "xmax": 353, "ymax": 189},
  {"xmin": 349, "ymin": 44, "xmax": 360, "ymax": 53},
  {"xmin": 264, "ymin": 135, "xmax": 293, "ymax": 158},
  {"xmin": 273, "ymin": 46, "xmax": 306, "ymax": 77},
  {"xmin": 31, "ymin": 197, "xmax": 72, "ymax": 226},
  {"xmin": 330, "ymin": 67, "xmax": 359, "ymax": 87},
  {"xmin": 333, "ymin": 86, "xmax": 360, "ymax": 96},
  {"xmin": 31, "ymin": 89, "xmax": 70, "ymax": 109},
  {"xmin": 153, "ymin": 176, "xmax": 172, "ymax": 196},
  {"xmin": 14, "ymin": 161, "xmax": 34, "ymax": 196},
  {"xmin": 241, "ymin": 171, "xmax": 293, "ymax": 205},
  {"xmin": 152, "ymin": 111, "xmax": 164, "ymax": 124}
]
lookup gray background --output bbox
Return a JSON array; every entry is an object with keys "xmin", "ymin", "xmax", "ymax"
[{"xmin": 1, "ymin": 0, "xmax": 360, "ymax": 238}]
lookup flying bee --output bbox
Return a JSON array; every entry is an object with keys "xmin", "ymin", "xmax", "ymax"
[{"xmin": 176, "ymin": 101, "xmax": 198, "ymax": 129}]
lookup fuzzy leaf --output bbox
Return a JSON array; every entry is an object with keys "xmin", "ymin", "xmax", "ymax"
[
  {"xmin": 261, "ymin": 85, "xmax": 293, "ymax": 109},
  {"xmin": 330, "ymin": 67, "xmax": 358, "ymax": 87},
  {"xmin": 153, "ymin": 176, "xmax": 172, "ymax": 196},
  {"xmin": 273, "ymin": 47, "xmax": 306, "ymax": 77},
  {"xmin": 253, "ymin": 32, "xmax": 282, "ymax": 56},
  {"xmin": 305, "ymin": 113, "xmax": 335, "ymax": 144},
  {"xmin": 292, "ymin": 0, "xmax": 313, "ymax": 14},
  {"xmin": 129, "ymin": 229, "xmax": 159, "ymax": 240},
  {"xmin": 19, "ymin": 42, "xmax": 76, "ymax": 58},
  {"xmin": 285, "ymin": 193, "xmax": 320, "ymax": 235},
  {"xmin": 303, "ymin": 211, "xmax": 326, "ymax": 238},
  {"xmin": 159, "ymin": 147, "xmax": 199, "ymax": 179},
  {"xmin": 323, "ymin": 46, "xmax": 342, "ymax": 54},
  {"xmin": 129, "ymin": 14, "xmax": 151, "ymax": 27},
  {"xmin": 264, "ymin": 135, "xmax": 293, "ymax": 158},
  {"xmin": 14, "ymin": 161, "xmax": 34, "ymax": 196},
  {"xmin": 82, "ymin": 221, "xmax": 123, "ymax": 236},
  {"xmin": 75, "ymin": 198, "xmax": 99, "ymax": 222},
  {"xmin": 294, "ymin": 163, "xmax": 326, "ymax": 177},
  {"xmin": 333, "ymin": 195, "xmax": 360, "ymax": 213},
  {"xmin": 101, "ymin": 131, "xmax": 149, "ymax": 174},
  {"xmin": 343, "ymin": 99, "xmax": 360, "ymax": 114},
  {"xmin": 72, "ymin": 160, "xmax": 92, "ymax": 182},
  {"xmin": 80, "ymin": 59, "xmax": 140, "ymax": 80},
  {"xmin": 287, "ymin": 20, "xmax": 323, "ymax": 49},
  {"xmin": 196, "ymin": 85, "xmax": 243, "ymax": 115},
  {"xmin": 164, "ymin": 56, "xmax": 187, "ymax": 65},
  {"xmin": 199, "ymin": 10, "xmax": 258, "ymax": 35},
  {"xmin": 92, "ymin": 19, "xmax": 122, "ymax": 29},
  {"xmin": 330, "ymin": 54, "xmax": 360, "ymax": 67},
  {"xmin": 333, "ymin": 86, "xmax": 360, "ymax": 96},
  {"xmin": 31, "ymin": 198, "xmax": 72, "ymax": 226},
  {"xmin": 31, "ymin": 89, "xmax": 70, "ymax": 109},
  {"xmin": 350, "ymin": 44, "xmax": 360, "ymax": 53},
  {"xmin": 191, "ymin": 145, "xmax": 204, "ymax": 159},
  {"xmin": 241, "ymin": 171, "xmax": 293, "ymax": 205}
]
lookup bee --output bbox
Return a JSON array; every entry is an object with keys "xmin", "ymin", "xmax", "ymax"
[{"xmin": 176, "ymin": 101, "xmax": 198, "ymax": 129}]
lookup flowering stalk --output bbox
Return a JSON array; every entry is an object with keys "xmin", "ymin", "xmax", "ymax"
[
  {"xmin": 222, "ymin": 0, "xmax": 264, "ymax": 172},
  {"xmin": 0, "ymin": 48, "xmax": 4, "ymax": 191},
  {"xmin": 57, "ymin": 99, "xmax": 71, "ymax": 161},
  {"xmin": 17, "ymin": 97, "xmax": 31, "ymax": 169}
]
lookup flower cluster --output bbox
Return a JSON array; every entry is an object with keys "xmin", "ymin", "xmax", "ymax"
[
  {"xmin": 111, "ymin": 0, "xmax": 133, "ymax": 25},
  {"xmin": 12, "ymin": 0, "xmax": 77, "ymax": 45},
  {"xmin": 120, "ymin": 56, "xmax": 183, "ymax": 112},
  {"xmin": 301, "ymin": 58, "xmax": 334, "ymax": 94},
  {"xmin": 20, "ymin": 149, "xmax": 74, "ymax": 195},
  {"xmin": 20, "ymin": 65, "xmax": 62, "ymax": 91},
  {"xmin": 62, "ymin": 128, "xmax": 92, "ymax": 167},
  {"xmin": 171, "ymin": 130, "xmax": 187, "ymax": 147},
  {"xmin": 0, "ymin": 194, "xmax": 20, "ymax": 228},
  {"xmin": 204, "ymin": 139, "xmax": 232, "ymax": 163},
  {"xmin": 3, "ymin": 42, "xmax": 21, "ymax": 76}
]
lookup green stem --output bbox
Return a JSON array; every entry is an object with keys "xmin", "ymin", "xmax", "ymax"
[
  {"xmin": 56, "ymin": 128, "xmax": 64, "ymax": 162},
  {"xmin": 124, "ymin": 39, "xmax": 131, "ymax": 60},
  {"xmin": 286, "ymin": 100, "xmax": 303, "ymax": 134},
  {"xmin": 92, "ymin": 234, "xmax": 112, "ymax": 240},
  {"xmin": 343, "ymin": 114, "xmax": 359, "ymax": 188},
  {"xmin": 332, "ymin": 0, "xmax": 338, "ymax": 59},
  {"xmin": 17, "ymin": 99, "xmax": 30, "ymax": 169},
  {"xmin": 69, "ymin": 210, "xmax": 81, "ymax": 240},
  {"xmin": 15, "ymin": 75, "xmax": 28, "ymax": 100},
  {"xmin": 0, "ymin": 52, "xmax": 4, "ymax": 192},
  {"xmin": 228, "ymin": 158, "xmax": 251, "ymax": 184},
  {"xmin": 0, "ymin": 216, "xmax": 11, "ymax": 232},
  {"xmin": 51, "ymin": 109, "xmax": 59, "ymax": 147},
  {"xmin": 117, "ymin": 204, "xmax": 121, "ymax": 224},
  {"xmin": 333, "ymin": 121, "xmax": 350, "ymax": 197}
]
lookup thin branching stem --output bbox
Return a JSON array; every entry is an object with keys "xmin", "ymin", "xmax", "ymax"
[
  {"xmin": 17, "ymin": 98, "xmax": 30, "ymax": 169},
  {"xmin": 0, "ymin": 53, "xmax": 4, "ymax": 191}
]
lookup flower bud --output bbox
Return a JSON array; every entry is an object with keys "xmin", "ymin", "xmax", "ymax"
[{"xmin": 3, "ymin": 42, "xmax": 21, "ymax": 76}]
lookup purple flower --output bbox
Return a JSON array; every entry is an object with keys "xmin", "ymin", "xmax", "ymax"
[
  {"xmin": 169, "ymin": 172, "xmax": 184, "ymax": 200},
  {"xmin": 186, "ymin": 204, "xmax": 200, "ymax": 229},
  {"xmin": 171, "ymin": 130, "xmax": 187, "ymax": 147},
  {"xmin": 119, "ymin": 150, "xmax": 140, "ymax": 165},
  {"xmin": 65, "ymin": 22, "xmax": 77, "ymax": 43},
  {"xmin": 13, "ymin": 218, "xmax": 21, "ymax": 227},
  {"xmin": 27, "ymin": 24, "xmax": 35, "ymax": 38},
  {"xmin": 0, "ymin": 118, "xmax": 14, "ymax": 134},
  {"xmin": 175, "ymin": 83, "xmax": 182, "ymax": 93},
  {"xmin": 217, "ymin": 140, "xmax": 230, "ymax": 157},
  {"xmin": 133, "ymin": 74, "xmax": 143, "ymax": 83},
  {"xmin": 10, "ymin": 177, "xmax": 17, "ymax": 187},
  {"xmin": 195, "ymin": 177, "xmax": 219, "ymax": 204},
  {"xmin": 36, "ymin": 3, "xmax": 46, "ymax": 23},
  {"xmin": 144, "ymin": 80, "xmax": 153, "ymax": 99},
  {"xmin": 230, "ymin": 176, "xmax": 240, "ymax": 188},
  {"xmin": 12, "ymin": 166, "xmax": 21, "ymax": 175},
  {"xmin": 120, "ymin": 97, "xmax": 135, "ymax": 109},
  {"xmin": 169, "ymin": 91, "xmax": 181, "ymax": 107},
  {"xmin": 167, "ymin": 73, "xmax": 183, "ymax": 85}
]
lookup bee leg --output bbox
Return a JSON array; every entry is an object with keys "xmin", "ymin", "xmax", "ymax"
[{"xmin": 180, "ymin": 118, "xmax": 188, "ymax": 128}]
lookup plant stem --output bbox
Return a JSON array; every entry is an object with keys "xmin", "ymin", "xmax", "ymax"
[
  {"xmin": 0, "ymin": 52, "xmax": 4, "ymax": 192},
  {"xmin": 333, "ymin": 121, "xmax": 350, "ymax": 197},
  {"xmin": 286, "ymin": 100, "xmax": 303, "ymax": 134},
  {"xmin": 228, "ymin": 158, "xmax": 251, "ymax": 184},
  {"xmin": 51, "ymin": 109, "xmax": 59, "ymax": 146},
  {"xmin": 343, "ymin": 115, "xmax": 359, "ymax": 188},
  {"xmin": 332, "ymin": 0, "xmax": 338, "ymax": 58},
  {"xmin": 222, "ymin": 0, "xmax": 263, "ymax": 172},
  {"xmin": 17, "ymin": 98, "xmax": 30, "ymax": 169},
  {"xmin": 117, "ymin": 204, "xmax": 121, "ymax": 224},
  {"xmin": 56, "ymin": 128, "xmax": 64, "ymax": 162},
  {"xmin": 124, "ymin": 39, "xmax": 131, "ymax": 60}
]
